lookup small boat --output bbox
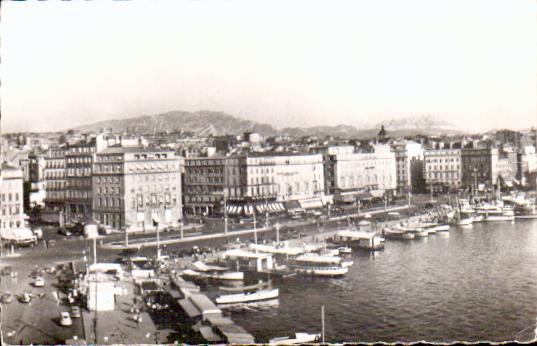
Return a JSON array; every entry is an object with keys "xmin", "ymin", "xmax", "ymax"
[
  {"xmin": 473, "ymin": 214, "xmax": 484, "ymax": 222},
  {"xmin": 218, "ymin": 280, "xmax": 269, "ymax": 293},
  {"xmin": 383, "ymin": 228, "xmax": 414, "ymax": 240},
  {"xmin": 181, "ymin": 269, "xmax": 244, "ymax": 280},
  {"xmin": 269, "ymin": 332, "xmax": 321, "ymax": 345},
  {"xmin": 337, "ymin": 246, "xmax": 352, "ymax": 254},
  {"xmin": 434, "ymin": 224, "xmax": 450, "ymax": 232},
  {"xmin": 216, "ymin": 288, "xmax": 279, "ymax": 304},
  {"xmin": 457, "ymin": 216, "xmax": 474, "ymax": 226},
  {"xmin": 341, "ymin": 260, "xmax": 354, "ymax": 268},
  {"xmin": 294, "ymin": 266, "xmax": 348, "ymax": 276}
]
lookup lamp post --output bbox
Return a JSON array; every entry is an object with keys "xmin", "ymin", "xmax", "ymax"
[
  {"xmin": 224, "ymin": 189, "xmax": 228, "ymax": 235},
  {"xmin": 253, "ymin": 212, "xmax": 258, "ymax": 254}
]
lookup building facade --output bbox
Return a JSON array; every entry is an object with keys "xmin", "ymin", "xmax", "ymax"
[
  {"xmin": 92, "ymin": 146, "xmax": 182, "ymax": 231},
  {"xmin": 424, "ymin": 146, "xmax": 462, "ymax": 192},
  {"xmin": 183, "ymin": 156, "xmax": 226, "ymax": 216},
  {"xmin": 65, "ymin": 139, "xmax": 97, "ymax": 224},
  {"xmin": 0, "ymin": 165, "xmax": 25, "ymax": 234},
  {"xmin": 325, "ymin": 144, "xmax": 397, "ymax": 202},
  {"xmin": 43, "ymin": 147, "xmax": 66, "ymax": 212}
]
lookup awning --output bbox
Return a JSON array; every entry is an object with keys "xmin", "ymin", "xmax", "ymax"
[
  {"xmin": 335, "ymin": 194, "xmax": 355, "ymax": 203},
  {"xmin": 370, "ymin": 190, "xmax": 385, "ymax": 198},
  {"xmin": 276, "ymin": 203, "xmax": 285, "ymax": 212},
  {"xmin": 178, "ymin": 299, "xmax": 201, "ymax": 318},
  {"xmin": 299, "ymin": 198, "xmax": 324, "ymax": 210},
  {"xmin": 256, "ymin": 205, "xmax": 263, "ymax": 213}
]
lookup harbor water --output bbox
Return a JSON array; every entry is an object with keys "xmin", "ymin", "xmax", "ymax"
[{"xmin": 227, "ymin": 220, "xmax": 537, "ymax": 343}]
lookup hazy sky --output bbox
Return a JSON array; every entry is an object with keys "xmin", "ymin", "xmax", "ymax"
[{"xmin": 2, "ymin": 0, "xmax": 536, "ymax": 133}]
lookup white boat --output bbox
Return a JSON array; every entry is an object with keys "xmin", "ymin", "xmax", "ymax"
[
  {"xmin": 433, "ymin": 224, "xmax": 450, "ymax": 232},
  {"xmin": 337, "ymin": 246, "xmax": 352, "ymax": 254},
  {"xmin": 515, "ymin": 214, "xmax": 537, "ymax": 220},
  {"xmin": 294, "ymin": 266, "xmax": 348, "ymax": 276},
  {"xmin": 181, "ymin": 269, "xmax": 244, "ymax": 280},
  {"xmin": 288, "ymin": 253, "xmax": 350, "ymax": 276},
  {"xmin": 482, "ymin": 210, "xmax": 515, "ymax": 222},
  {"xmin": 331, "ymin": 230, "xmax": 385, "ymax": 250},
  {"xmin": 341, "ymin": 260, "xmax": 354, "ymax": 268},
  {"xmin": 457, "ymin": 217, "xmax": 474, "ymax": 226},
  {"xmin": 383, "ymin": 228, "xmax": 414, "ymax": 240},
  {"xmin": 216, "ymin": 288, "xmax": 279, "ymax": 304},
  {"xmin": 269, "ymin": 332, "xmax": 321, "ymax": 345},
  {"xmin": 193, "ymin": 261, "xmax": 230, "ymax": 272},
  {"xmin": 473, "ymin": 214, "xmax": 484, "ymax": 222}
]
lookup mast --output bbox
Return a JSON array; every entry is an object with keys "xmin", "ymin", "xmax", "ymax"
[{"xmin": 321, "ymin": 305, "xmax": 325, "ymax": 343}]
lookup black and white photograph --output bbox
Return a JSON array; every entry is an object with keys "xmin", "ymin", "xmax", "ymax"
[{"xmin": 1, "ymin": 0, "xmax": 537, "ymax": 344}]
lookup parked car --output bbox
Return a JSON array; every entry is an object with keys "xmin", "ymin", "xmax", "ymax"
[
  {"xmin": 1, "ymin": 293, "xmax": 13, "ymax": 304},
  {"xmin": 33, "ymin": 277, "xmax": 45, "ymax": 287},
  {"xmin": 19, "ymin": 293, "xmax": 31, "ymax": 304},
  {"xmin": 70, "ymin": 306, "xmax": 81, "ymax": 318},
  {"xmin": 58, "ymin": 228, "xmax": 72, "ymax": 236},
  {"xmin": 60, "ymin": 312, "xmax": 73, "ymax": 326}
]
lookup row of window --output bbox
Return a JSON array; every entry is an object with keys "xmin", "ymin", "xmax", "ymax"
[
  {"xmin": 426, "ymin": 172, "xmax": 460, "ymax": 179},
  {"xmin": 186, "ymin": 159, "xmax": 225, "ymax": 166},
  {"xmin": 96, "ymin": 186, "xmax": 121, "ymax": 195},
  {"xmin": 129, "ymin": 184, "xmax": 177, "ymax": 194},
  {"xmin": 1, "ymin": 220, "xmax": 22, "ymax": 229},
  {"xmin": 67, "ymin": 168, "xmax": 91, "ymax": 176},
  {"xmin": 66, "ymin": 157, "xmax": 92, "ymax": 164},
  {"xmin": 425, "ymin": 158, "xmax": 460, "ymax": 163},
  {"xmin": 426, "ymin": 165, "xmax": 460, "ymax": 171},
  {"xmin": 1, "ymin": 206, "xmax": 21, "ymax": 216},
  {"xmin": 45, "ymin": 171, "xmax": 64, "ymax": 179},
  {"xmin": 0, "ymin": 193, "xmax": 20, "ymax": 202}
]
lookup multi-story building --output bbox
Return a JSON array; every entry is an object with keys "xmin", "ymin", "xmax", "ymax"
[
  {"xmin": 183, "ymin": 156, "xmax": 226, "ymax": 216},
  {"xmin": 223, "ymin": 152, "xmax": 325, "ymax": 214},
  {"xmin": 28, "ymin": 153, "xmax": 47, "ymax": 208},
  {"xmin": 324, "ymin": 144, "xmax": 397, "ymax": 202},
  {"xmin": 65, "ymin": 138, "xmax": 98, "ymax": 224},
  {"xmin": 460, "ymin": 144, "xmax": 498, "ymax": 191},
  {"xmin": 392, "ymin": 141, "xmax": 424, "ymax": 194},
  {"xmin": 424, "ymin": 144, "xmax": 462, "ymax": 193},
  {"xmin": 92, "ymin": 146, "xmax": 183, "ymax": 231},
  {"xmin": 43, "ymin": 146, "xmax": 66, "ymax": 212},
  {"xmin": 0, "ymin": 164, "xmax": 25, "ymax": 233}
]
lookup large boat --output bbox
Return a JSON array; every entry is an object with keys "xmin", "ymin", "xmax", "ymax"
[
  {"xmin": 475, "ymin": 203, "xmax": 515, "ymax": 222},
  {"xmin": 216, "ymin": 288, "xmax": 279, "ymax": 304},
  {"xmin": 457, "ymin": 216, "xmax": 474, "ymax": 226},
  {"xmin": 218, "ymin": 280, "xmax": 270, "ymax": 293},
  {"xmin": 330, "ymin": 230, "xmax": 385, "ymax": 250},
  {"xmin": 269, "ymin": 332, "xmax": 321, "ymax": 345},
  {"xmin": 289, "ymin": 254, "xmax": 349, "ymax": 277}
]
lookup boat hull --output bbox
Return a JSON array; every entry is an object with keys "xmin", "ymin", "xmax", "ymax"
[
  {"xmin": 216, "ymin": 288, "xmax": 279, "ymax": 304},
  {"xmin": 515, "ymin": 214, "xmax": 537, "ymax": 220}
]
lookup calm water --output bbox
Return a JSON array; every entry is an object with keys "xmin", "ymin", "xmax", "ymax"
[{"xmin": 226, "ymin": 221, "xmax": 537, "ymax": 343}]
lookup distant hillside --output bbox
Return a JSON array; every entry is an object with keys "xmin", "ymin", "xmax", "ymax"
[
  {"xmin": 72, "ymin": 111, "xmax": 278, "ymax": 136},
  {"xmin": 71, "ymin": 111, "xmax": 463, "ymax": 138}
]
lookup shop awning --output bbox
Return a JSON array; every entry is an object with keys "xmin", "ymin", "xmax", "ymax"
[
  {"xmin": 299, "ymin": 198, "xmax": 324, "ymax": 209},
  {"xmin": 370, "ymin": 190, "xmax": 385, "ymax": 198},
  {"xmin": 335, "ymin": 194, "xmax": 355, "ymax": 203}
]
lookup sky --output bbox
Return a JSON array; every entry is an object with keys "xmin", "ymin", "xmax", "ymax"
[{"xmin": 1, "ymin": 0, "xmax": 536, "ymax": 133}]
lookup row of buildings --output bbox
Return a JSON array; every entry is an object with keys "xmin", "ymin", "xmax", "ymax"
[{"xmin": 1, "ymin": 127, "xmax": 537, "ymax": 235}]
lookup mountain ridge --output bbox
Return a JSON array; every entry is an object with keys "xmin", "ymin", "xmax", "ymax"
[{"xmin": 71, "ymin": 110, "xmax": 463, "ymax": 138}]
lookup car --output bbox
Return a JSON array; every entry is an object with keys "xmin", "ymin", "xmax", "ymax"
[
  {"xmin": 60, "ymin": 312, "xmax": 73, "ymax": 326},
  {"xmin": 1, "ymin": 293, "xmax": 13, "ymax": 304},
  {"xmin": 19, "ymin": 293, "xmax": 31, "ymax": 304},
  {"xmin": 425, "ymin": 202, "xmax": 434, "ymax": 208},
  {"xmin": 58, "ymin": 228, "xmax": 72, "ymax": 236},
  {"xmin": 33, "ymin": 277, "xmax": 45, "ymax": 287},
  {"xmin": 70, "ymin": 306, "xmax": 81, "ymax": 318}
]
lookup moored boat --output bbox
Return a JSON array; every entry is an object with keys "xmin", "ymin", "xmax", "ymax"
[
  {"xmin": 216, "ymin": 288, "xmax": 279, "ymax": 304},
  {"xmin": 269, "ymin": 332, "xmax": 321, "ymax": 345}
]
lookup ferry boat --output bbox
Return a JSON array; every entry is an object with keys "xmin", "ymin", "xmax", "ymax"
[
  {"xmin": 269, "ymin": 332, "xmax": 321, "ymax": 345},
  {"xmin": 289, "ymin": 254, "xmax": 349, "ymax": 277},
  {"xmin": 216, "ymin": 288, "xmax": 279, "ymax": 304},
  {"xmin": 330, "ymin": 230, "xmax": 385, "ymax": 250}
]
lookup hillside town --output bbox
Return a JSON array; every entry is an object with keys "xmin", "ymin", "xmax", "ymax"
[{"xmin": 1, "ymin": 122, "xmax": 537, "ymax": 344}]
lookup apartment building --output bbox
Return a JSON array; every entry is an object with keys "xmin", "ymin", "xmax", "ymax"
[
  {"xmin": 0, "ymin": 165, "xmax": 25, "ymax": 233},
  {"xmin": 325, "ymin": 144, "xmax": 397, "ymax": 203},
  {"xmin": 424, "ymin": 145, "xmax": 462, "ymax": 192},
  {"xmin": 92, "ymin": 146, "xmax": 182, "ymax": 231},
  {"xmin": 183, "ymin": 156, "xmax": 226, "ymax": 216},
  {"xmin": 43, "ymin": 146, "xmax": 66, "ymax": 212}
]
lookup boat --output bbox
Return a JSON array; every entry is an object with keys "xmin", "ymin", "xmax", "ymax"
[
  {"xmin": 341, "ymin": 260, "xmax": 354, "ymax": 268},
  {"xmin": 216, "ymin": 288, "xmax": 279, "ymax": 304},
  {"xmin": 193, "ymin": 261, "xmax": 230, "ymax": 272},
  {"xmin": 218, "ymin": 280, "xmax": 269, "ymax": 293},
  {"xmin": 290, "ymin": 254, "xmax": 349, "ymax": 277},
  {"xmin": 457, "ymin": 216, "xmax": 474, "ymax": 226},
  {"xmin": 269, "ymin": 332, "xmax": 321, "ymax": 345},
  {"xmin": 394, "ymin": 225, "xmax": 429, "ymax": 238},
  {"xmin": 383, "ymin": 228, "xmax": 414, "ymax": 240},
  {"xmin": 476, "ymin": 203, "xmax": 515, "ymax": 222},
  {"xmin": 514, "ymin": 200, "xmax": 537, "ymax": 219},
  {"xmin": 337, "ymin": 246, "xmax": 352, "ymax": 255},
  {"xmin": 181, "ymin": 269, "xmax": 244, "ymax": 280},
  {"xmin": 433, "ymin": 224, "xmax": 450, "ymax": 232},
  {"xmin": 331, "ymin": 230, "xmax": 385, "ymax": 250}
]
